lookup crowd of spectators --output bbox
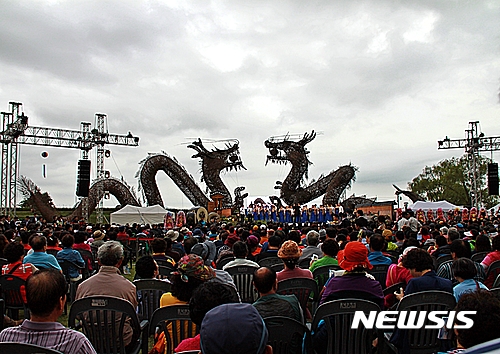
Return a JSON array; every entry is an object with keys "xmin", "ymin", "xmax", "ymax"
[{"xmin": 0, "ymin": 206, "xmax": 500, "ymax": 353}]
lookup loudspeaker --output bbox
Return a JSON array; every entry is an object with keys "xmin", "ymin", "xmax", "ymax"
[
  {"xmin": 76, "ymin": 159, "xmax": 91, "ymax": 197},
  {"xmin": 488, "ymin": 163, "xmax": 499, "ymax": 196}
]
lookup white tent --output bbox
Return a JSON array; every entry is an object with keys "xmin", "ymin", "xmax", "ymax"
[
  {"xmin": 110, "ymin": 205, "xmax": 168, "ymax": 225},
  {"xmin": 407, "ymin": 200, "xmax": 458, "ymax": 211}
]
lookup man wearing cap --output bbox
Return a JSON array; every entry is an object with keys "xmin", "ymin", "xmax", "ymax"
[{"xmin": 200, "ymin": 303, "xmax": 272, "ymax": 354}]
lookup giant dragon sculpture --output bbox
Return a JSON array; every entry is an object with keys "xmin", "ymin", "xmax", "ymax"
[
  {"xmin": 18, "ymin": 175, "xmax": 140, "ymax": 221},
  {"xmin": 265, "ymin": 131, "xmax": 356, "ymax": 206},
  {"xmin": 137, "ymin": 138, "xmax": 246, "ymax": 209}
]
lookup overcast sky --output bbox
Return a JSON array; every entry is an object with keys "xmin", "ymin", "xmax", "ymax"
[{"xmin": 1, "ymin": 0, "xmax": 499, "ymax": 211}]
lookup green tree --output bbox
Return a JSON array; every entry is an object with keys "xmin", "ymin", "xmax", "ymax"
[{"xmin": 409, "ymin": 155, "xmax": 499, "ymax": 209}]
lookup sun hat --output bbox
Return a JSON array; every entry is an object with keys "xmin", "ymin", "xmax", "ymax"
[
  {"xmin": 338, "ymin": 241, "xmax": 373, "ymax": 271},
  {"xmin": 93, "ymin": 230, "xmax": 104, "ymax": 240},
  {"xmin": 173, "ymin": 254, "xmax": 215, "ymax": 282},
  {"xmin": 200, "ymin": 303, "xmax": 268, "ymax": 354},
  {"xmin": 277, "ymin": 240, "xmax": 302, "ymax": 259},
  {"xmin": 166, "ymin": 229, "xmax": 179, "ymax": 240}
]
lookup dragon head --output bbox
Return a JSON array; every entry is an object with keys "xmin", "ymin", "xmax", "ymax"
[
  {"xmin": 264, "ymin": 131, "xmax": 316, "ymax": 166},
  {"xmin": 188, "ymin": 138, "xmax": 246, "ymax": 172}
]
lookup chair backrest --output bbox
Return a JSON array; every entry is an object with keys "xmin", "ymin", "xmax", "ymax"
[
  {"xmin": 367, "ymin": 264, "xmax": 390, "ymax": 289},
  {"xmin": 395, "ymin": 290, "xmax": 456, "ymax": 353},
  {"xmin": 134, "ymin": 279, "xmax": 172, "ymax": 321},
  {"xmin": 150, "ymin": 305, "xmax": 197, "ymax": 354},
  {"xmin": 382, "ymin": 282, "xmax": 406, "ymax": 297},
  {"xmin": 471, "ymin": 251, "xmax": 489, "ymax": 263},
  {"xmin": 216, "ymin": 256, "xmax": 235, "ymax": 270},
  {"xmin": 158, "ymin": 265, "xmax": 174, "ymax": 279},
  {"xmin": 312, "ymin": 265, "xmax": 342, "ymax": 292},
  {"xmin": 69, "ymin": 295, "xmax": 143, "ymax": 354},
  {"xmin": 298, "ymin": 257, "xmax": 312, "ymax": 269},
  {"xmin": 311, "ymin": 298, "xmax": 383, "ymax": 354},
  {"xmin": 0, "ymin": 298, "xmax": 4, "ymax": 331},
  {"xmin": 492, "ymin": 274, "xmax": 500, "ymax": 289},
  {"xmin": 0, "ymin": 342, "xmax": 63, "ymax": 354},
  {"xmin": 489, "ymin": 287, "xmax": 500, "ymax": 300},
  {"xmin": 75, "ymin": 249, "xmax": 95, "ymax": 278},
  {"xmin": 0, "ymin": 257, "xmax": 8, "ymax": 267},
  {"xmin": 226, "ymin": 266, "xmax": 259, "ymax": 303},
  {"xmin": 258, "ymin": 257, "xmax": 283, "ymax": 269},
  {"xmin": 264, "ymin": 316, "xmax": 312, "ymax": 354},
  {"xmin": 485, "ymin": 260, "xmax": 500, "ymax": 288},
  {"xmin": 276, "ymin": 277, "xmax": 318, "ymax": 315},
  {"xmin": 0, "ymin": 274, "xmax": 26, "ymax": 309},
  {"xmin": 46, "ymin": 249, "xmax": 59, "ymax": 257},
  {"xmin": 435, "ymin": 254, "xmax": 453, "ymax": 268}
]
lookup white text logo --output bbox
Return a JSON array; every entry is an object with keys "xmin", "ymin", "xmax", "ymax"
[{"xmin": 351, "ymin": 311, "xmax": 476, "ymax": 329}]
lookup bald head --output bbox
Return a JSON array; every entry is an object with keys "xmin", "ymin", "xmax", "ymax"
[{"xmin": 253, "ymin": 267, "xmax": 276, "ymax": 294}]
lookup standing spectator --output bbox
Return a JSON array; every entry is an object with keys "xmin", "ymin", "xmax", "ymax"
[{"xmin": 0, "ymin": 269, "xmax": 96, "ymax": 354}]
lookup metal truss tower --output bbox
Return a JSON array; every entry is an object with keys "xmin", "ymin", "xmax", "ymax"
[
  {"xmin": 0, "ymin": 102, "xmax": 139, "ymax": 219},
  {"xmin": 438, "ymin": 121, "xmax": 500, "ymax": 208}
]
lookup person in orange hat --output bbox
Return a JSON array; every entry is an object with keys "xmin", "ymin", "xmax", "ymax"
[
  {"xmin": 320, "ymin": 241, "xmax": 383, "ymax": 307},
  {"xmin": 275, "ymin": 240, "xmax": 313, "ymax": 282},
  {"xmin": 313, "ymin": 241, "xmax": 384, "ymax": 354}
]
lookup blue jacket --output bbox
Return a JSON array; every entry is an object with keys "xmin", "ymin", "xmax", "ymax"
[{"xmin": 57, "ymin": 248, "xmax": 85, "ymax": 279}]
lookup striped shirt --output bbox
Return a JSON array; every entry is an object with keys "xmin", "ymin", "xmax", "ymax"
[{"xmin": 0, "ymin": 320, "xmax": 96, "ymax": 354}]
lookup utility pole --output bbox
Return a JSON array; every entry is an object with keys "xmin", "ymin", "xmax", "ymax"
[
  {"xmin": 438, "ymin": 121, "xmax": 500, "ymax": 208},
  {"xmin": 0, "ymin": 102, "xmax": 139, "ymax": 219}
]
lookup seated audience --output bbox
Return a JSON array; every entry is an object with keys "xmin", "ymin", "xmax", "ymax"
[
  {"xmin": 23, "ymin": 235, "xmax": 61, "ymax": 271},
  {"xmin": 276, "ymin": 240, "xmax": 313, "ymax": 281},
  {"xmin": 309, "ymin": 238, "xmax": 339, "ymax": 273},
  {"xmin": 452, "ymin": 257, "xmax": 488, "ymax": 302},
  {"xmin": 223, "ymin": 241, "xmax": 259, "ymax": 270},
  {"xmin": 384, "ymin": 246, "xmax": 415, "ymax": 308},
  {"xmin": 75, "ymin": 241, "xmax": 137, "ymax": 347},
  {"xmin": 299, "ymin": 230, "xmax": 323, "ymax": 261},
  {"xmin": 150, "ymin": 237, "xmax": 175, "ymax": 266},
  {"xmin": 481, "ymin": 236, "xmax": 500, "ymax": 287},
  {"xmin": 252, "ymin": 267, "xmax": 303, "ymax": 323},
  {"xmin": 437, "ymin": 239, "xmax": 485, "ymax": 285},
  {"xmin": 367, "ymin": 234, "xmax": 392, "ymax": 265},
  {"xmin": 134, "ymin": 255, "xmax": 159, "ymax": 279},
  {"xmin": 174, "ymin": 281, "xmax": 240, "ymax": 352},
  {"xmin": 56, "ymin": 234, "xmax": 85, "ymax": 282},
  {"xmin": 200, "ymin": 303, "xmax": 272, "ymax": 354},
  {"xmin": 0, "ymin": 269, "xmax": 96, "ymax": 353}
]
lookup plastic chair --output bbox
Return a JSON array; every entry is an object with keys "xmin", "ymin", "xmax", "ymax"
[
  {"xmin": 276, "ymin": 277, "xmax": 319, "ymax": 316},
  {"xmin": 387, "ymin": 290, "xmax": 456, "ymax": 354},
  {"xmin": 150, "ymin": 305, "xmax": 197, "ymax": 354},
  {"xmin": 158, "ymin": 264, "xmax": 175, "ymax": 279},
  {"xmin": 382, "ymin": 282, "xmax": 406, "ymax": 297},
  {"xmin": 69, "ymin": 295, "xmax": 148, "ymax": 354},
  {"xmin": 0, "ymin": 342, "xmax": 62, "ymax": 353},
  {"xmin": 0, "ymin": 298, "xmax": 4, "ymax": 332},
  {"xmin": 226, "ymin": 265, "xmax": 259, "ymax": 303},
  {"xmin": 134, "ymin": 279, "xmax": 172, "ymax": 321},
  {"xmin": 484, "ymin": 260, "xmax": 500, "ymax": 288},
  {"xmin": 471, "ymin": 251, "xmax": 489, "ymax": 263},
  {"xmin": 75, "ymin": 249, "xmax": 95, "ymax": 279},
  {"xmin": 46, "ymin": 249, "xmax": 59, "ymax": 257},
  {"xmin": 492, "ymin": 274, "xmax": 500, "ymax": 289},
  {"xmin": 312, "ymin": 265, "xmax": 342, "ymax": 293},
  {"xmin": 0, "ymin": 257, "xmax": 8, "ymax": 267},
  {"xmin": 58, "ymin": 259, "xmax": 84, "ymax": 305},
  {"xmin": 257, "ymin": 257, "xmax": 284, "ymax": 268},
  {"xmin": 264, "ymin": 316, "xmax": 313, "ymax": 354},
  {"xmin": 367, "ymin": 264, "xmax": 390, "ymax": 289},
  {"xmin": 435, "ymin": 254, "xmax": 453, "ymax": 269},
  {"xmin": 298, "ymin": 257, "xmax": 312, "ymax": 269},
  {"xmin": 0, "ymin": 274, "xmax": 28, "ymax": 320},
  {"xmin": 489, "ymin": 287, "xmax": 500, "ymax": 299},
  {"xmin": 311, "ymin": 298, "xmax": 384, "ymax": 354},
  {"xmin": 216, "ymin": 256, "xmax": 235, "ymax": 270}
]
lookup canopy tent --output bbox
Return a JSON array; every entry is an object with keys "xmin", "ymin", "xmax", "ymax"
[
  {"xmin": 110, "ymin": 205, "xmax": 168, "ymax": 225},
  {"xmin": 407, "ymin": 200, "xmax": 458, "ymax": 211}
]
